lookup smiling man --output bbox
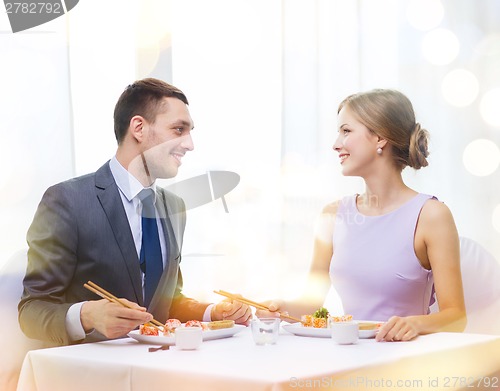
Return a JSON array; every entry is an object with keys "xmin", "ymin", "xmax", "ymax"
[{"xmin": 19, "ymin": 78, "xmax": 251, "ymax": 345}]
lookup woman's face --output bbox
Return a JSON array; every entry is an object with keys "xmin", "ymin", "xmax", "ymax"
[{"xmin": 333, "ymin": 105, "xmax": 380, "ymax": 177}]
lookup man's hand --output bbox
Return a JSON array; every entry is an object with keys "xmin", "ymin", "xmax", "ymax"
[
  {"xmin": 211, "ymin": 298, "xmax": 252, "ymax": 326},
  {"xmin": 81, "ymin": 299, "xmax": 153, "ymax": 339}
]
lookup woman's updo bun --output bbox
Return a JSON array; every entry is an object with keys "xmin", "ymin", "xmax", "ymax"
[{"xmin": 408, "ymin": 123, "xmax": 429, "ymax": 169}]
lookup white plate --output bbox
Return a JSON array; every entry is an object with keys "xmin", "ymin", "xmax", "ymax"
[
  {"xmin": 357, "ymin": 321, "xmax": 383, "ymax": 339},
  {"xmin": 128, "ymin": 325, "xmax": 246, "ymax": 345},
  {"xmin": 282, "ymin": 321, "xmax": 382, "ymax": 339}
]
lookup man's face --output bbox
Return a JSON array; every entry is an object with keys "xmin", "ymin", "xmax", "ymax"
[{"xmin": 141, "ymin": 97, "xmax": 194, "ymax": 180}]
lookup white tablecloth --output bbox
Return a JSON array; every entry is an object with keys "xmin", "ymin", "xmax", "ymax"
[{"xmin": 17, "ymin": 327, "xmax": 500, "ymax": 391}]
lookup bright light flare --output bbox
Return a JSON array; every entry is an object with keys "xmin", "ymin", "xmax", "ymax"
[
  {"xmin": 463, "ymin": 139, "xmax": 500, "ymax": 177},
  {"xmin": 422, "ymin": 28, "xmax": 460, "ymax": 65},
  {"xmin": 441, "ymin": 69, "xmax": 479, "ymax": 107},
  {"xmin": 480, "ymin": 88, "xmax": 500, "ymax": 127}
]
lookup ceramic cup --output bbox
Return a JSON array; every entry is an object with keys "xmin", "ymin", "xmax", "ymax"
[
  {"xmin": 331, "ymin": 322, "xmax": 359, "ymax": 345},
  {"xmin": 250, "ymin": 318, "xmax": 280, "ymax": 345},
  {"xmin": 175, "ymin": 327, "xmax": 203, "ymax": 350}
]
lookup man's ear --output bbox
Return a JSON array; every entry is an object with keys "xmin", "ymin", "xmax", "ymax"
[{"xmin": 130, "ymin": 115, "xmax": 145, "ymax": 142}]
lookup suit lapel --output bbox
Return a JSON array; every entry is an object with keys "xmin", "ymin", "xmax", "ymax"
[{"xmin": 94, "ymin": 162, "xmax": 144, "ymax": 304}]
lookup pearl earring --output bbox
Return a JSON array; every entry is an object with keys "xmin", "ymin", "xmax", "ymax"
[{"xmin": 376, "ymin": 147, "xmax": 383, "ymax": 155}]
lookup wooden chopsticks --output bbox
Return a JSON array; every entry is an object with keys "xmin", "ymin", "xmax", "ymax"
[
  {"xmin": 214, "ymin": 289, "xmax": 302, "ymax": 323},
  {"xmin": 84, "ymin": 281, "xmax": 164, "ymax": 329}
]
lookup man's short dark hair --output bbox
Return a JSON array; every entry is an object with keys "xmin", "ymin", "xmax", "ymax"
[{"xmin": 113, "ymin": 78, "xmax": 189, "ymax": 144}]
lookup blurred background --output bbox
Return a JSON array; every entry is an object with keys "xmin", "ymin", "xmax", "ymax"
[{"xmin": 1, "ymin": 0, "xmax": 499, "ymax": 308}]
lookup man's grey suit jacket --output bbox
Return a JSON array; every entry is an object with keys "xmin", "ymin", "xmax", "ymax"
[{"xmin": 19, "ymin": 162, "xmax": 209, "ymax": 345}]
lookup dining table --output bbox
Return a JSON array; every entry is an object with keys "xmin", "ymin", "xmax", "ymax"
[{"xmin": 17, "ymin": 324, "xmax": 500, "ymax": 391}]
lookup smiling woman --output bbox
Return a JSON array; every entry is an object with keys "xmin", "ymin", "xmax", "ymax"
[{"xmin": 257, "ymin": 89, "xmax": 467, "ymax": 342}]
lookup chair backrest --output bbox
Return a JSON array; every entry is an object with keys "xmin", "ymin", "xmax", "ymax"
[
  {"xmin": 0, "ymin": 249, "xmax": 53, "ymax": 391},
  {"xmin": 430, "ymin": 237, "xmax": 500, "ymax": 335}
]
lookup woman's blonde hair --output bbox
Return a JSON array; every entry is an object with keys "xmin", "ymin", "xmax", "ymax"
[{"xmin": 338, "ymin": 89, "xmax": 429, "ymax": 170}]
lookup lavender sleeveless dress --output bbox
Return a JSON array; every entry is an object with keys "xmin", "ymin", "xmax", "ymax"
[{"xmin": 329, "ymin": 193, "xmax": 435, "ymax": 321}]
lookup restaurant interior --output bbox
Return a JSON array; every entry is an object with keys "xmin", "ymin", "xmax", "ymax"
[{"xmin": 1, "ymin": 1, "xmax": 499, "ymax": 389}]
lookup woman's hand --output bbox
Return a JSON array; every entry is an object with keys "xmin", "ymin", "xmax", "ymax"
[
  {"xmin": 254, "ymin": 300, "xmax": 288, "ymax": 319},
  {"xmin": 375, "ymin": 316, "xmax": 419, "ymax": 342},
  {"xmin": 211, "ymin": 298, "xmax": 252, "ymax": 325}
]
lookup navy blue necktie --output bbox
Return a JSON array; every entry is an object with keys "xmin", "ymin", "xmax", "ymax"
[{"xmin": 138, "ymin": 189, "xmax": 163, "ymax": 307}]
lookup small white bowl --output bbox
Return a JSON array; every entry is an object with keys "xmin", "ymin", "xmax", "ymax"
[
  {"xmin": 331, "ymin": 322, "xmax": 359, "ymax": 344},
  {"xmin": 175, "ymin": 327, "xmax": 203, "ymax": 350}
]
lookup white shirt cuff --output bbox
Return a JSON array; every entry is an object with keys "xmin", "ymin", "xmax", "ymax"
[
  {"xmin": 65, "ymin": 302, "xmax": 87, "ymax": 341},
  {"xmin": 203, "ymin": 304, "xmax": 214, "ymax": 322}
]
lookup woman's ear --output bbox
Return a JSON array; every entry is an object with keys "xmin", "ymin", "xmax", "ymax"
[{"xmin": 377, "ymin": 137, "xmax": 388, "ymax": 150}]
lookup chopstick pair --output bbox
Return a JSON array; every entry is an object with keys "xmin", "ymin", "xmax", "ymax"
[
  {"xmin": 83, "ymin": 281, "xmax": 164, "ymax": 329},
  {"xmin": 214, "ymin": 289, "xmax": 302, "ymax": 323}
]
